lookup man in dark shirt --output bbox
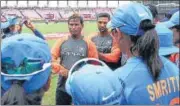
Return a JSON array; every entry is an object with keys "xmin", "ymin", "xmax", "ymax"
[{"xmin": 89, "ymin": 13, "xmax": 121, "ymax": 70}]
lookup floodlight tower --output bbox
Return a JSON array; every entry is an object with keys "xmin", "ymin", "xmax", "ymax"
[
  {"xmin": 37, "ymin": 0, "xmax": 39, "ymax": 7},
  {"xmin": 47, "ymin": 0, "xmax": 49, "ymax": 7},
  {"xmin": 77, "ymin": 0, "xmax": 79, "ymax": 8},
  {"xmin": 57, "ymin": 0, "xmax": 59, "ymax": 7},
  {"xmin": 27, "ymin": 0, "xmax": 29, "ymax": 7},
  {"xmin": 118, "ymin": 0, "xmax": 119, "ymax": 7},
  {"xmin": 96, "ymin": 0, "xmax": 98, "ymax": 8},
  {"xmin": 106, "ymin": 0, "xmax": 108, "ymax": 8},
  {"xmin": 67, "ymin": 0, "xmax": 69, "ymax": 7},
  {"xmin": 16, "ymin": 0, "xmax": 18, "ymax": 7},
  {"xmin": 87, "ymin": 0, "xmax": 89, "ymax": 8}
]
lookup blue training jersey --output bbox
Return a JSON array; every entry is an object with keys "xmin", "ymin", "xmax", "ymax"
[
  {"xmin": 2, "ymin": 29, "xmax": 45, "ymax": 40},
  {"xmin": 114, "ymin": 56, "xmax": 179, "ymax": 105},
  {"xmin": 33, "ymin": 29, "xmax": 45, "ymax": 40}
]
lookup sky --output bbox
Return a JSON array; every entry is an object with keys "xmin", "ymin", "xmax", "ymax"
[{"xmin": 1, "ymin": 1, "xmax": 131, "ymax": 8}]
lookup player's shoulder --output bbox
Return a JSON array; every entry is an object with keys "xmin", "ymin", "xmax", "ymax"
[
  {"xmin": 160, "ymin": 56, "xmax": 179, "ymax": 72},
  {"xmin": 115, "ymin": 57, "xmax": 148, "ymax": 80},
  {"xmin": 52, "ymin": 35, "xmax": 70, "ymax": 48},
  {"xmin": 57, "ymin": 34, "xmax": 69, "ymax": 42},
  {"xmin": 83, "ymin": 36, "xmax": 95, "ymax": 45},
  {"xmin": 87, "ymin": 32, "xmax": 99, "ymax": 40}
]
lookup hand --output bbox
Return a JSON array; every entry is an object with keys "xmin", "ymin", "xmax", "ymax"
[
  {"xmin": 58, "ymin": 69, "xmax": 68, "ymax": 77},
  {"xmin": 51, "ymin": 62, "xmax": 68, "ymax": 77},
  {"xmin": 98, "ymin": 52, "xmax": 103, "ymax": 60},
  {"xmin": 24, "ymin": 20, "xmax": 35, "ymax": 31},
  {"xmin": 51, "ymin": 63, "xmax": 61, "ymax": 73},
  {"xmin": 110, "ymin": 29, "xmax": 121, "ymax": 44}
]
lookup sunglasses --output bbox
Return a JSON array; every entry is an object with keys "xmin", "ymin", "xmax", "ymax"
[
  {"xmin": 69, "ymin": 58, "xmax": 108, "ymax": 75},
  {"xmin": 2, "ymin": 57, "xmax": 45, "ymax": 75},
  {"xmin": 110, "ymin": 24, "xmax": 125, "ymax": 33}
]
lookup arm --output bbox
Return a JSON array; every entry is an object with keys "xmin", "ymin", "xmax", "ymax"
[
  {"xmin": 86, "ymin": 39, "xmax": 99, "ymax": 59},
  {"xmin": 87, "ymin": 32, "xmax": 98, "ymax": 40},
  {"xmin": 51, "ymin": 38, "xmax": 69, "ymax": 77},
  {"xmin": 98, "ymin": 37, "xmax": 121, "ymax": 63},
  {"xmin": 86, "ymin": 33, "xmax": 99, "ymax": 59},
  {"xmin": 33, "ymin": 29, "xmax": 45, "ymax": 40},
  {"xmin": 24, "ymin": 20, "xmax": 45, "ymax": 40}
]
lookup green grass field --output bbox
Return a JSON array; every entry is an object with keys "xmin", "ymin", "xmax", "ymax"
[{"xmin": 22, "ymin": 21, "xmax": 98, "ymax": 105}]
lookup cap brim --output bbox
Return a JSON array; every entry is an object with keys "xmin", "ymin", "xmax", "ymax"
[
  {"xmin": 160, "ymin": 17, "xmax": 169, "ymax": 22},
  {"xmin": 9, "ymin": 17, "xmax": 21, "ymax": 26},
  {"xmin": 1, "ymin": 22, "xmax": 10, "ymax": 29},
  {"xmin": 159, "ymin": 46, "xmax": 179, "ymax": 56},
  {"xmin": 107, "ymin": 21, "xmax": 112, "ymax": 29},
  {"xmin": 1, "ymin": 63, "xmax": 51, "ymax": 93},
  {"xmin": 163, "ymin": 21, "xmax": 175, "ymax": 28}
]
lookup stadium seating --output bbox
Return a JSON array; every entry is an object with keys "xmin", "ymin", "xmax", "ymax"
[
  {"xmin": 2, "ymin": 5, "xmax": 178, "ymax": 22},
  {"xmin": 21, "ymin": 9, "xmax": 41, "ymax": 20},
  {"xmin": 2, "ymin": 9, "xmax": 22, "ymax": 17}
]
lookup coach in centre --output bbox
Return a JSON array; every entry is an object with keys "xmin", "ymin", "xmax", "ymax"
[{"xmin": 51, "ymin": 14, "xmax": 98, "ymax": 105}]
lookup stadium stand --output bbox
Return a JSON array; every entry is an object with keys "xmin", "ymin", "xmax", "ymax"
[
  {"xmin": 21, "ymin": 9, "xmax": 41, "ymax": 20},
  {"xmin": 1, "ymin": 7, "xmax": 116, "ymax": 21},
  {"xmin": 1, "ymin": 1, "xmax": 179, "ymax": 22},
  {"xmin": 2, "ymin": 8, "xmax": 22, "ymax": 17}
]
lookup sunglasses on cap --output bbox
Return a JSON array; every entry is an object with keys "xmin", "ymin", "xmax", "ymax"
[
  {"xmin": 69, "ymin": 58, "xmax": 110, "ymax": 76},
  {"xmin": 1, "ymin": 57, "xmax": 45, "ymax": 75}
]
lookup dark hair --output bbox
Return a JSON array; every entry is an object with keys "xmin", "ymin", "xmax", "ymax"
[
  {"xmin": 1, "ymin": 80, "xmax": 27, "ymax": 105},
  {"xmin": 3, "ymin": 28, "xmax": 10, "ymax": 34},
  {"xmin": 172, "ymin": 25, "xmax": 180, "ymax": 31},
  {"xmin": 1, "ymin": 80, "xmax": 45, "ymax": 105},
  {"xmin": 172, "ymin": 25, "xmax": 180, "ymax": 45},
  {"xmin": 165, "ymin": 8, "xmax": 179, "ymax": 19},
  {"xmin": 165, "ymin": 13, "xmax": 172, "ymax": 19},
  {"xmin": 164, "ymin": 54, "xmax": 171, "ymax": 59},
  {"xmin": 68, "ymin": 13, "xmax": 84, "ymax": 25},
  {"xmin": 97, "ymin": 13, "xmax": 111, "ymax": 20},
  {"xmin": 145, "ymin": 4, "xmax": 158, "ymax": 19},
  {"xmin": 130, "ymin": 20, "xmax": 162, "ymax": 81}
]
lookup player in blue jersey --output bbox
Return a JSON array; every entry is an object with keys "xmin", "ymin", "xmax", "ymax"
[
  {"xmin": 108, "ymin": 2, "xmax": 179, "ymax": 105},
  {"xmin": 1, "ymin": 34, "xmax": 51, "ymax": 105},
  {"xmin": 155, "ymin": 24, "xmax": 179, "ymax": 68},
  {"xmin": 162, "ymin": 11, "xmax": 180, "ymax": 48},
  {"xmin": 1, "ymin": 16, "xmax": 45, "ymax": 40}
]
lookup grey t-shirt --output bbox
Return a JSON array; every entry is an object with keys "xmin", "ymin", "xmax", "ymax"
[
  {"xmin": 92, "ymin": 35, "xmax": 112, "ymax": 53},
  {"xmin": 92, "ymin": 35, "xmax": 121, "ymax": 70},
  {"xmin": 57, "ymin": 37, "xmax": 88, "ymax": 92}
]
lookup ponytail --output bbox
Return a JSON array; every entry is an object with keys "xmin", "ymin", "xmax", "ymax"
[
  {"xmin": 130, "ymin": 20, "xmax": 162, "ymax": 81},
  {"xmin": 1, "ymin": 80, "xmax": 27, "ymax": 105}
]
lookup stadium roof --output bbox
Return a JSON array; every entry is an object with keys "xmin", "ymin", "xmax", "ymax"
[{"xmin": 1, "ymin": 0, "xmax": 132, "ymax": 8}]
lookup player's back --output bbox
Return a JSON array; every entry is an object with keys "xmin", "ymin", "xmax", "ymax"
[{"xmin": 114, "ymin": 56, "xmax": 179, "ymax": 105}]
